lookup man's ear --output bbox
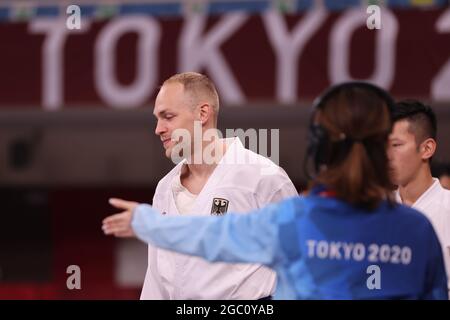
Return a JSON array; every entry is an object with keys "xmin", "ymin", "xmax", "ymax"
[
  {"xmin": 420, "ymin": 138, "xmax": 437, "ymax": 161},
  {"xmin": 198, "ymin": 103, "xmax": 212, "ymax": 125}
]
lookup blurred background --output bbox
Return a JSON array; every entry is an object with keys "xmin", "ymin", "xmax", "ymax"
[{"xmin": 1, "ymin": 0, "xmax": 450, "ymax": 299}]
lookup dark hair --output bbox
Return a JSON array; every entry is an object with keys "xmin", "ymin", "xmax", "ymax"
[
  {"xmin": 313, "ymin": 84, "xmax": 394, "ymax": 210},
  {"xmin": 393, "ymin": 100, "xmax": 437, "ymax": 145}
]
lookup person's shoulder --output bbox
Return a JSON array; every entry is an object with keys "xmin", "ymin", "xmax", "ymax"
[
  {"xmin": 420, "ymin": 181, "xmax": 450, "ymax": 213},
  {"xmin": 394, "ymin": 203, "xmax": 446, "ymax": 250},
  {"xmin": 391, "ymin": 202, "xmax": 437, "ymax": 230},
  {"xmin": 438, "ymin": 185, "xmax": 450, "ymax": 209},
  {"xmin": 222, "ymin": 148, "xmax": 292, "ymax": 189},
  {"xmin": 238, "ymin": 148, "xmax": 292, "ymax": 182},
  {"xmin": 239, "ymin": 144, "xmax": 279, "ymax": 168},
  {"xmin": 224, "ymin": 138, "xmax": 285, "ymax": 174},
  {"xmin": 391, "ymin": 202, "xmax": 425, "ymax": 217}
]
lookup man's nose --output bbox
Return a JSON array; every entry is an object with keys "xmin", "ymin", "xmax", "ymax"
[{"xmin": 155, "ymin": 120, "xmax": 166, "ymax": 136}]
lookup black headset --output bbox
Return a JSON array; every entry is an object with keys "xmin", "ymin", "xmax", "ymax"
[{"xmin": 303, "ymin": 81, "xmax": 396, "ymax": 180}]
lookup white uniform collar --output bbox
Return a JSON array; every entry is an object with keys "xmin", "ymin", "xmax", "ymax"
[
  {"xmin": 395, "ymin": 178, "xmax": 442, "ymax": 208},
  {"xmin": 413, "ymin": 178, "xmax": 442, "ymax": 208}
]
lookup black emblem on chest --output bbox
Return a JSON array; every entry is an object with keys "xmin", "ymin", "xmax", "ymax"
[{"xmin": 211, "ymin": 198, "xmax": 229, "ymax": 216}]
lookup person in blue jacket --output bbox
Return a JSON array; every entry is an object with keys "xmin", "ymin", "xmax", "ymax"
[{"xmin": 102, "ymin": 82, "xmax": 448, "ymax": 300}]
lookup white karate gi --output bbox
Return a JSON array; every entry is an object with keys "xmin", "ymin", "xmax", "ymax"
[{"xmin": 140, "ymin": 137, "xmax": 298, "ymax": 299}]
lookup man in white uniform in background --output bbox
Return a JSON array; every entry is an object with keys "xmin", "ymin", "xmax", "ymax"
[
  {"xmin": 388, "ymin": 100, "xmax": 450, "ymax": 297},
  {"xmin": 113, "ymin": 72, "xmax": 298, "ymax": 299}
]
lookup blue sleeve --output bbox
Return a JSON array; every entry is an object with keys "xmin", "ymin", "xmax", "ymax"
[
  {"xmin": 131, "ymin": 200, "xmax": 297, "ymax": 267},
  {"xmin": 422, "ymin": 224, "xmax": 449, "ymax": 300}
]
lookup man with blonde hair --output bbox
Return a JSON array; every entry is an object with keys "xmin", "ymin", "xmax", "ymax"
[{"xmin": 105, "ymin": 72, "xmax": 297, "ymax": 299}]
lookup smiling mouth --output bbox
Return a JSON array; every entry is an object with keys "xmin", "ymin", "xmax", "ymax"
[{"xmin": 162, "ymin": 138, "xmax": 172, "ymax": 148}]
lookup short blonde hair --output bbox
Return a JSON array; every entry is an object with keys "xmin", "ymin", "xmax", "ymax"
[{"xmin": 163, "ymin": 72, "xmax": 220, "ymax": 118}]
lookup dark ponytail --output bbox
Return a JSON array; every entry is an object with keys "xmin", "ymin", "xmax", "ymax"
[{"xmin": 314, "ymin": 87, "xmax": 394, "ymax": 210}]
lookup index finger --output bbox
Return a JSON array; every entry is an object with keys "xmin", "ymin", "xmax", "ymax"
[{"xmin": 109, "ymin": 198, "xmax": 138, "ymax": 210}]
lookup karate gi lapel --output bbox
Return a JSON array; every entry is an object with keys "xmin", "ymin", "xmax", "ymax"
[{"xmin": 189, "ymin": 137, "xmax": 242, "ymax": 215}]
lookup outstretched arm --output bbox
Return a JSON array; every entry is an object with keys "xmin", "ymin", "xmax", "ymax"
[{"xmin": 103, "ymin": 198, "xmax": 296, "ymax": 267}]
